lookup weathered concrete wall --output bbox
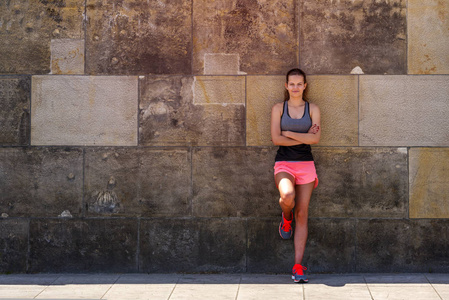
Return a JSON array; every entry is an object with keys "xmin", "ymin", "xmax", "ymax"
[{"xmin": 1, "ymin": 0, "xmax": 448, "ymax": 274}]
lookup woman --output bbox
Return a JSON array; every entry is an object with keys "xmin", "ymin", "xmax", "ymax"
[{"xmin": 270, "ymin": 68, "xmax": 321, "ymax": 283}]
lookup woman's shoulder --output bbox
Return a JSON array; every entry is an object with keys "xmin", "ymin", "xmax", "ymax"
[
  {"xmin": 308, "ymin": 102, "xmax": 320, "ymax": 111},
  {"xmin": 272, "ymin": 101, "xmax": 284, "ymax": 110}
]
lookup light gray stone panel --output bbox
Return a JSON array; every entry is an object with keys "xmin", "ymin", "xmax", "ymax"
[
  {"xmin": 0, "ymin": 76, "xmax": 30, "ymax": 145},
  {"xmin": 311, "ymin": 147, "xmax": 408, "ymax": 218},
  {"xmin": 50, "ymin": 39, "xmax": 85, "ymax": 74},
  {"xmin": 0, "ymin": 0, "xmax": 84, "ymax": 74},
  {"xmin": 139, "ymin": 76, "xmax": 245, "ymax": 146},
  {"xmin": 84, "ymin": 148, "xmax": 191, "ymax": 217},
  {"xmin": 85, "ymin": 0, "xmax": 192, "ymax": 75},
  {"xmin": 193, "ymin": 0, "xmax": 299, "ymax": 75},
  {"xmin": 0, "ymin": 219, "xmax": 28, "ymax": 273},
  {"xmin": 192, "ymin": 147, "xmax": 279, "ymax": 217},
  {"xmin": 31, "ymin": 75, "xmax": 138, "ymax": 146},
  {"xmin": 299, "ymin": 0, "xmax": 406, "ymax": 74},
  {"xmin": 408, "ymin": 0, "xmax": 449, "ymax": 74},
  {"xmin": 140, "ymin": 218, "xmax": 246, "ymax": 273},
  {"xmin": 0, "ymin": 148, "xmax": 83, "ymax": 217},
  {"xmin": 360, "ymin": 75, "xmax": 449, "ymax": 146}
]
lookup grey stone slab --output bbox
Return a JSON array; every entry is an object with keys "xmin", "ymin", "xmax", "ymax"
[
  {"xmin": 86, "ymin": 0, "xmax": 192, "ymax": 75},
  {"xmin": 0, "ymin": 0, "xmax": 84, "ymax": 74},
  {"xmin": 311, "ymin": 148, "xmax": 408, "ymax": 218},
  {"xmin": 139, "ymin": 218, "xmax": 246, "ymax": 273},
  {"xmin": 193, "ymin": 0, "xmax": 299, "ymax": 75},
  {"xmin": 356, "ymin": 219, "xmax": 449, "ymax": 273},
  {"xmin": 28, "ymin": 219, "xmax": 138, "ymax": 273},
  {"xmin": 304, "ymin": 219, "xmax": 356, "ymax": 273},
  {"xmin": 192, "ymin": 147, "xmax": 279, "ymax": 217},
  {"xmin": 0, "ymin": 219, "xmax": 28, "ymax": 273},
  {"xmin": 0, "ymin": 274, "xmax": 59, "ymax": 285},
  {"xmin": 84, "ymin": 147, "xmax": 191, "ymax": 217},
  {"xmin": 246, "ymin": 218, "xmax": 294, "ymax": 273},
  {"xmin": 359, "ymin": 75, "xmax": 449, "ymax": 146},
  {"xmin": 299, "ymin": 0, "xmax": 406, "ymax": 74},
  {"xmin": 0, "ymin": 147, "xmax": 83, "ymax": 217},
  {"xmin": 31, "ymin": 75, "xmax": 138, "ymax": 146},
  {"xmin": 0, "ymin": 76, "xmax": 30, "ymax": 145},
  {"xmin": 246, "ymin": 218, "xmax": 356, "ymax": 274},
  {"xmin": 139, "ymin": 76, "xmax": 245, "ymax": 146}
]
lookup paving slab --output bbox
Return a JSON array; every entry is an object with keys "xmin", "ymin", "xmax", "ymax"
[
  {"xmin": 0, "ymin": 274, "xmax": 59, "ymax": 299},
  {"xmin": 237, "ymin": 274, "xmax": 303, "ymax": 300},
  {"xmin": 35, "ymin": 274, "xmax": 119, "ymax": 299},
  {"xmin": 169, "ymin": 274, "xmax": 241, "ymax": 300},
  {"xmin": 103, "ymin": 274, "xmax": 179, "ymax": 300},
  {"xmin": 427, "ymin": 274, "xmax": 449, "ymax": 299},
  {"xmin": 303, "ymin": 274, "xmax": 371, "ymax": 300}
]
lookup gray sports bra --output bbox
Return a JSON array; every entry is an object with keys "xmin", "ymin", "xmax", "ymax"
[{"xmin": 280, "ymin": 101, "xmax": 312, "ymax": 133}]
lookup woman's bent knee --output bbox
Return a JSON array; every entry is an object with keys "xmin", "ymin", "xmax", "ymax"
[{"xmin": 279, "ymin": 191, "xmax": 295, "ymax": 207}]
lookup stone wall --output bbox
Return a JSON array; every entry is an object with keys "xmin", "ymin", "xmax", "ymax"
[{"xmin": 1, "ymin": 0, "xmax": 448, "ymax": 274}]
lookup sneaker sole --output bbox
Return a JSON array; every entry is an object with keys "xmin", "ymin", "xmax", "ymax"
[{"xmin": 292, "ymin": 275, "xmax": 308, "ymax": 283}]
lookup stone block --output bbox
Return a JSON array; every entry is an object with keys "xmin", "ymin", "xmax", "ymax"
[
  {"xmin": 311, "ymin": 148, "xmax": 408, "ymax": 218},
  {"xmin": 360, "ymin": 75, "xmax": 449, "ymax": 146},
  {"xmin": 0, "ymin": 76, "xmax": 30, "ymax": 145},
  {"xmin": 84, "ymin": 148, "xmax": 191, "ymax": 217},
  {"xmin": 193, "ymin": 0, "xmax": 298, "ymax": 75},
  {"xmin": 0, "ymin": 0, "xmax": 84, "ymax": 74},
  {"xmin": 304, "ymin": 219, "xmax": 356, "ymax": 273},
  {"xmin": 140, "ymin": 218, "xmax": 246, "ymax": 272},
  {"xmin": 246, "ymin": 218, "xmax": 293, "ymax": 273},
  {"xmin": 85, "ymin": 0, "xmax": 191, "ymax": 75},
  {"xmin": 139, "ymin": 76, "xmax": 245, "ymax": 146},
  {"xmin": 0, "ymin": 148, "xmax": 83, "ymax": 217},
  {"xmin": 356, "ymin": 219, "xmax": 449, "ymax": 272},
  {"xmin": 247, "ymin": 218, "xmax": 356, "ymax": 273},
  {"xmin": 246, "ymin": 76, "xmax": 285, "ymax": 146},
  {"xmin": 0, "ymin": 219, "xmax": 28, "ymax": 273},
  {"xmin": 299, "ymin": 0, "xmax": 406, "ymax": 74},
  {"xmin": 193, "ymin": 76, "xmax": 245, "ymax": 105},
  {"xmin": 408, "ymin": 0, "xmax": 449, "ymax": 74},
  {"xmin": 50, "ymin": 39, "xmax": 85, "ymax": 74},
  {"xmin": 409, "ymin": 148, "xmax": 449, "ymax": 218},
  {"xmin": 204, "ymin": 54, "xmax": 240, "ymax": 75},
  {"xmin": 192, "ymin": 147, "xmax": 279, "ymax": 217},
  {"xmin": 31, "ymin": 75, "xmax": 138, "ymax": 146},
  {"xmin": 246, "ymin": 75, "xmax": 358, "ymax": 146},
  {"xmin": 28, "ymin": 218, "xmax": 138, "ymax": 272}
]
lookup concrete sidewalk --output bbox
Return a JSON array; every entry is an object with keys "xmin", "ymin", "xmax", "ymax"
[{"xmin": 0, "ymin": 273, "xmax": 448, "ymax": 300}]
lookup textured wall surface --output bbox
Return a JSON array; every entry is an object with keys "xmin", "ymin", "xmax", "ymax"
[{"xmin": 0, "ymin": 0, "xmax": 448, "ymax": 274}]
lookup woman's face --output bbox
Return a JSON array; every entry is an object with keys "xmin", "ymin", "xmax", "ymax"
[{"xmin": 285, "ymin": 75, "xmax": 307, "ymax": 99}]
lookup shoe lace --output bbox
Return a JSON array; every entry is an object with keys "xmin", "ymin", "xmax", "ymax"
[
  {"xmin": 292, "ymin": 264, "xmax": 307, "ymax": 275},
  {"xmin": 281, "ymin": 219, "xmax": 292, "ymax": 232}
]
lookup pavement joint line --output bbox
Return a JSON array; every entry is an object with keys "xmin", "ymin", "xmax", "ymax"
[
  {"xmin": 100, "ymin": 274, "xmax": 121, "ymax": 299},
  {"xmin": 363, "ymin": 275, "xmax": 375, "ymax": 300},
  {"xmin": 167, "ymin": 274, "xmax": 181, "ymax": 300},
  {"xmin": 425, "ymin": 274, "xmax": 444, "ymax": 300},
  {"xmin": 33, "ymin": 274, "xmax": 62, "ymax": 299},
  {"xmin": 234, "ymin": 275, "xmax": 243, "ymax": 300}
]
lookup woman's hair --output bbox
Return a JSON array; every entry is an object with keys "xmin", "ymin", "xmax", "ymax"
[{"xmin": 284, "ymin": 68, "xmax": 308, "ymax": 102}]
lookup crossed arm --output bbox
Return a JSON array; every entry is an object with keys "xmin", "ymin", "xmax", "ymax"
[{"xmin": 270, "ymin": 102, "xmax": 321, "ymax": 146}]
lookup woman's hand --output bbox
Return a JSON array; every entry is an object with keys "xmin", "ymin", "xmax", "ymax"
[{"xmin": 308, "ymin": 124, "xmax": 320, "ymax": 134}]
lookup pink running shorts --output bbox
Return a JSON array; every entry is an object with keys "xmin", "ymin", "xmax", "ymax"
[{"xmin": 274, "ymin": 161, "xmax": 318, "ymax": 189}]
